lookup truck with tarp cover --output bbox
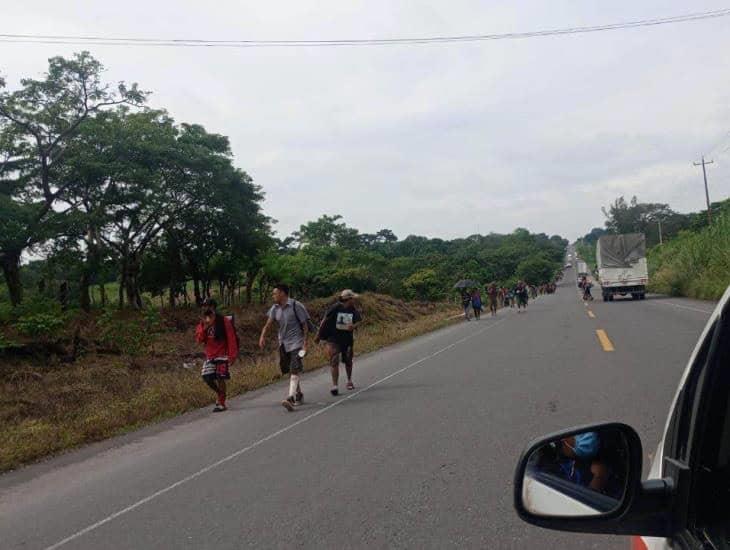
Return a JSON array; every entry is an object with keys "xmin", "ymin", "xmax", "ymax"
[{"xmin": 596, "ymin": 233, "xmax": 648, "ymax": 301}]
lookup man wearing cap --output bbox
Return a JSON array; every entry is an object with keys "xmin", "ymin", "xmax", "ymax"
[{"xmin": 317, "ymin": 289, "xmax": 362, "ymax": 395}]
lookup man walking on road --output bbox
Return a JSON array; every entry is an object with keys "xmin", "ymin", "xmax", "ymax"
[
  {"xmin": 471, "ymin": 289, "xmax": 483, "ymax": 320},
  {"xmin": 515, "ymin": 281, "xmax": 529, "ymax": 312},
  {"xmin": 487, "ymin": 283, "xmax": 499, "ymax": 316},
  {"xmin": 461, "ymin": 290, "xmax": 473, "ymax": 321},
  {"xmin": 317, "ymin": 289, "xmax": 362, "ymax": 395},
  {"xmin": 259, "ymin": 284, "xmax": 310, "ymax": 411}
]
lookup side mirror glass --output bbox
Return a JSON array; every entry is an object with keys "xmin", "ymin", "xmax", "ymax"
[{"xmin": 518, "ymin": 426, "xmax": 632, "ymax": 518}]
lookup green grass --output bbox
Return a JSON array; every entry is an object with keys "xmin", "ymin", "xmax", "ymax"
[{"xmin": 648, "ymin": 213, "xmax": 730, "ymax": 300}]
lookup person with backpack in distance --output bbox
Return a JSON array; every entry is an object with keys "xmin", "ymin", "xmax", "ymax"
[
  {"xmin": 471, "ymin": 289, "xmax": 483, "ymax": 320},
  {"xmin": 316, "ymin": 289, "xmax": 362, "ymax": 395},
  {"xmin": 259, "ymin": 284, "xmax": 312, "ymax": 411},
  {"xmin": 195, "ymin": 298, "xmax": 239, "ymax": 413}
]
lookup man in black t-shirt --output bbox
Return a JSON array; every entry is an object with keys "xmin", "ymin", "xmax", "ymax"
[{"xmin": 317, "ymin": 289, "xmax": 362, "ymax": 396}]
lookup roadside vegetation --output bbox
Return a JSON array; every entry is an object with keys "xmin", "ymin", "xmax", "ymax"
[
  {"xmin": 0, "ymin": 294, "xmax": 460, "ymax": 472},
  {"xmin": 0, "ymin": 52, "xmax": 567, "ymax": 470},
  {"xmin": 647, "ymin": 212, "xmax": 730, "ymax": 300},
  {"xmin": 576, "ymin": 196, "xmax": 730, "ymax": 300}
]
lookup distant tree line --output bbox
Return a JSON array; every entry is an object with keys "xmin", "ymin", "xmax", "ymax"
[
  {"xmin": 578, "ymin": 195, "xmax": 730, "ymax": 249},
  {"xmin": 0, "ymin": 52, "xmax": 567, "ymax": 311}
]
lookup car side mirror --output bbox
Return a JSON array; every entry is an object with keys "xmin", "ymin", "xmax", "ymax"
[{"xmin": 514, "ymin": 422, "xmax": 673, "ymax": 537}]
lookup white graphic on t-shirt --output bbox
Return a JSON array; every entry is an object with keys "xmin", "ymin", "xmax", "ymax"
[{"xmin": 336, "ymin": 312, "xmax": 354, "ymax": 330}]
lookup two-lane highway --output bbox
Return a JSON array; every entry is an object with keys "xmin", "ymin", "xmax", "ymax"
[{"xmin": 0, "ymin": 283, "xmax": 714, "ymax": 549}]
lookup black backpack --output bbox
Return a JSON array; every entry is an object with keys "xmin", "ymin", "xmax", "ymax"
[{"xmin": 291, "ymin": 300, "xmax": 318, "ymax": 334}]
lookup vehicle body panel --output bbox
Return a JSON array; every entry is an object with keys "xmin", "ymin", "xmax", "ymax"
[
  {"xmin": 596, "ymin": 234, "xmax": 648, "ymax": 296},
  {"xmin": 597, "ymin": 259, "xmax": 648, "ymax": 289},
  {"xmin": 636, "ymin": 287, "xmax": 730, "ymax": 549},
  {"xmin": 522, "ymin": 476, "xmax": 600, "ymax": 517}
]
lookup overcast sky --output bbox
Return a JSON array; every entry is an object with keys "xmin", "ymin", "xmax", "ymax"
[{"xmin": 2, "ymin": 1, "xmax": 729, "ymax": 241}]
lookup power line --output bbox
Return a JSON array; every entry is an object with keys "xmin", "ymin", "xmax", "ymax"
[{"xmin": 0, "ymin": 8, "xmax": 728, "ymax": 48}]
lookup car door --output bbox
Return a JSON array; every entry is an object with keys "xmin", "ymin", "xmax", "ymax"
[
  {"xmin": 514, "ymin": 288, "xmax": 730, "ymax": 545},
  {"xmin": 679, "ymin": 299, "xmax": 730, "ymax": 549},
  {"xmin": 653, "ymin": 295, "xmax": 729, "ymax": 548}
]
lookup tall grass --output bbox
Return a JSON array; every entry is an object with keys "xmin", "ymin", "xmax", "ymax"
[{"xmin": 648, "ymin": 213, "xmax": 730, "ymax": 300}]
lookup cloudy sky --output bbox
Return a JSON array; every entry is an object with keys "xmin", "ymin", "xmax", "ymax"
[{"xmin": 2, "ymin": 1, "xmax": 729, "ymax": 241}]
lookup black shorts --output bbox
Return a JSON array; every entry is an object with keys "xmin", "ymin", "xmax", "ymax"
[
  {"xmin": 327, "ymin": 341, "xmax": 354, "ymax": 366},
  {"xmin": 279, "ymin": 345, "xmax": 304, "ymax": 375}
]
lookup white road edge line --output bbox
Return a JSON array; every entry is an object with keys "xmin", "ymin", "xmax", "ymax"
[
  {"xmin": 44, "ymin": 317, "xmax": 508, "ymax": 550},
  {"xmin": 651, "ymin": 301, "xmax": 713, "ymax": 315}
]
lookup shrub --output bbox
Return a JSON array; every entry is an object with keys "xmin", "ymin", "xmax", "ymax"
[
  {"xmin": 403, "ymin": 269, "xmax": 444, "ymax": 301},
  {"xmin": 15, "ymin": 313, "xmax": 66, "ymax": 340},
  {"xmin": 96, "ymin": 308, "xmax": 159, "ymax": 358},
  {"xmin": 0, "ymin": 303, "xmax": 12, "ymax": 325},
  {"xmin": 0, "ymin": 333, "xmax": 20, "ymax": 350}
]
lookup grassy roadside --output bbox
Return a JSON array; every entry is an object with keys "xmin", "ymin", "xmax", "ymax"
[
  {"xmin": 648, "ymin": 214, "xmax": 730, "ymax": 300},
  {"xmin": 0, "ymin": 294, "xmax": 460, "ymax": 472}
]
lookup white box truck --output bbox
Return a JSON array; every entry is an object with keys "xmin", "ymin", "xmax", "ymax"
[{"xmin": 596, "ymin": 233, "xmax": 648, "ymax": 301}]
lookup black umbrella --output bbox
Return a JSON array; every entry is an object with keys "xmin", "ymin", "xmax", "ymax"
[{"xmin": 453, "ymin": 279, "xmax": 481, "ymax": 289}]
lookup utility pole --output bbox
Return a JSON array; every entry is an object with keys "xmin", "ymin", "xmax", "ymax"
[
  {"xmin": 693, "ymin": 156, "xmax": 714, "ymax": 225},
  {"xmin": 658, "ymin": 217, "xmax": 663, "ymax": 245}
]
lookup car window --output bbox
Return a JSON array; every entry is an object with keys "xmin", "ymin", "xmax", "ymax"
[{"xmin": 664, "ymin": 320, "xmax": 716, "ymax": 467}]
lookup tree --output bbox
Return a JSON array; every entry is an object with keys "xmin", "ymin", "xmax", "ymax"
[
  {"xmin": 580, "ymin": 227, "xmax": 607, "ymax": 245},
  {"xmin": 516, "ymin": 256, "xmax": 557, "ymax": 285},
  {"xmin": 0, "ymin": 52, "xmax": 145, "ymax": 305},
  {"xmin": 403, "ymin": 269, "xmax": 443, "ymax": 301},
  {"xmin": 294, "ymin": 214, "xmax": 362, "ymax": 249},
  {"xmin": 602, "ymin": 196, "xmax": 691, "ymax": 247}
]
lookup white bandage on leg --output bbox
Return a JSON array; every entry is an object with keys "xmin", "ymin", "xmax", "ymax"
[{"xmin": 289, "ymin": 374, "xmax": 300, "ymax": 397}]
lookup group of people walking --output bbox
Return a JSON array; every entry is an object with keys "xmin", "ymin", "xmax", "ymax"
[
  {"xmin": 461, "ymin": 280, "xmax": 558, "ymax": 320},
  {"xmin": 195, "ymin": 285, "xmax": 363, "ymax": 413}
]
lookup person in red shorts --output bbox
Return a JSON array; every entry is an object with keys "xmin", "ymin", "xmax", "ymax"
[{"xmin": 195, "ymin": 298, "xmax": 238, "ymax": 412}]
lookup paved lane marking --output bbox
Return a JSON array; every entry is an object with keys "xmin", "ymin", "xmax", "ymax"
[
  {"xmin": 587, "ymin": 310, "xmax": 596, "ymax": 319},
  {"xmin": 596, "ymin": 329, "xmax": 615, "ymax": 352},
  {"xmin": 44, "ymin": 318, "xmax": 508, "ymax": 550},
  {"xmin": 651, "ymin": 301, "xmax": 714, "ymax": 315}
]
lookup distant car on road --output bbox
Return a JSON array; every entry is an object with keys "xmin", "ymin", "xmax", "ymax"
[{"xmin": 514, "ymin": 285, "xmax": 730, "ymax": 549}]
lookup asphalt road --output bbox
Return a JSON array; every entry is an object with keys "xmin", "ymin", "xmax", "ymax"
[{"xmin": 0, "ymin": 281, "xmax": 715, "ymax": 549}]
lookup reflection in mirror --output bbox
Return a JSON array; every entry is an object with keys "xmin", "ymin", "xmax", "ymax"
[{"xmin": 522, "ymin": 427, "xmax": 629, "ymax": 517}]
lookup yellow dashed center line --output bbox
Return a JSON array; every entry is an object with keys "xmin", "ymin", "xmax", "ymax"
[
  {"xmin": 587, "ymin": 310, "xmax": 596, "ymax": 319},
  {"xmin": 596, "ymin": 329, "xmax": 615, "ymax": 352}
]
